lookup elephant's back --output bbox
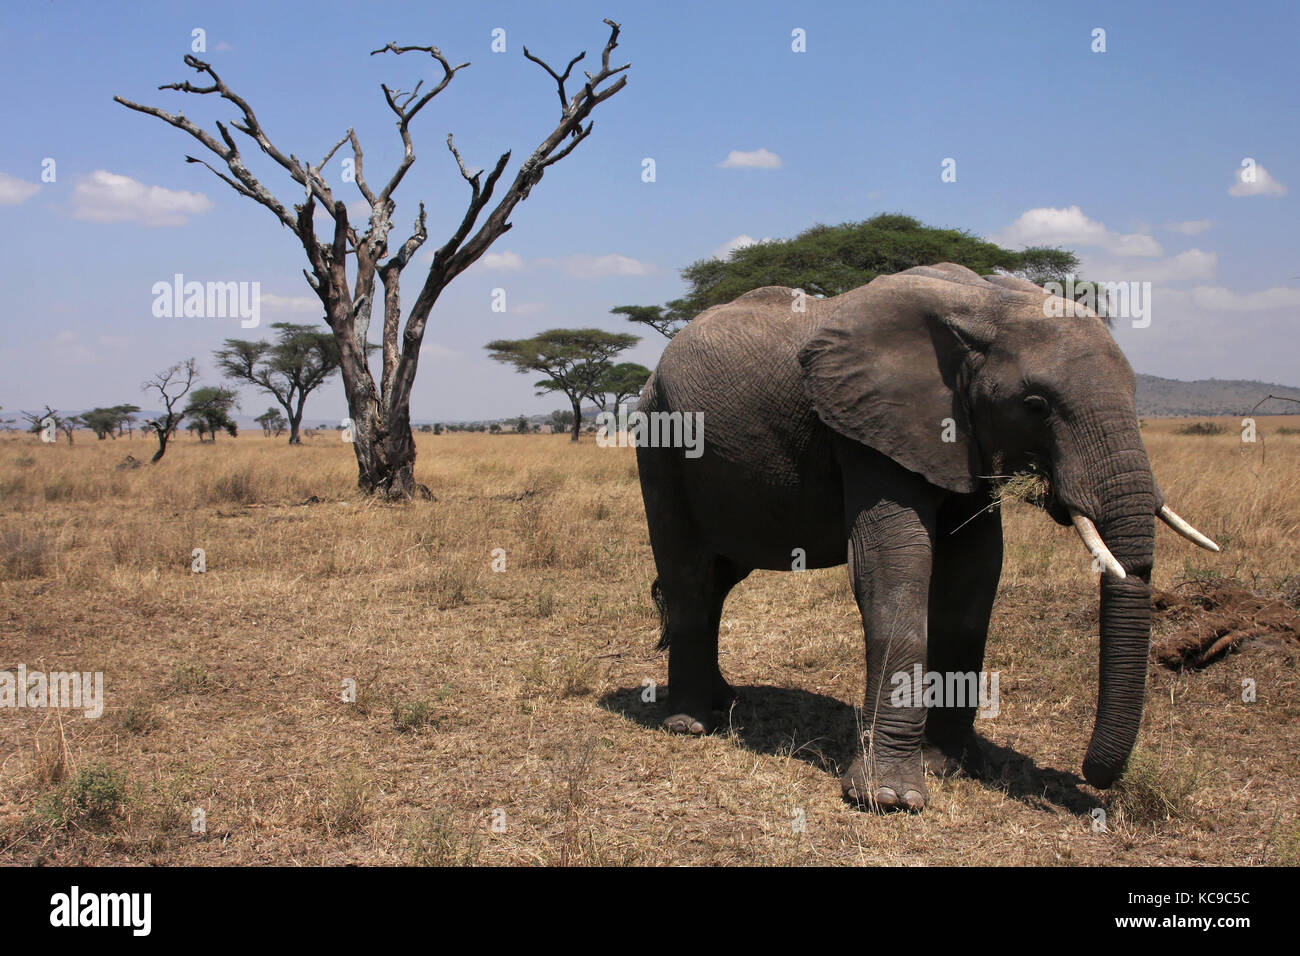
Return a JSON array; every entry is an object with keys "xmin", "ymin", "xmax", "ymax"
[{"xmin": 647, "ymin": 286, "xmax": 831, "ymax": 485}]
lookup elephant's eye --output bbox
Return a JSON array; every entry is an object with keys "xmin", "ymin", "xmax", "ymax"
[{"xmin": 1024, "ymin": 394, "xmax": 1051, "ymax": 419}]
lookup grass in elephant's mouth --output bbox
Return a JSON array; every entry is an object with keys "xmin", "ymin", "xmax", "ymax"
[
  {"xmin": 994, "ymin": 472, "xmax": 1052, "ymax": 508},
  {"xmin": 0, "ymin": 418, "xmax": 1297, "ymax": 866}
]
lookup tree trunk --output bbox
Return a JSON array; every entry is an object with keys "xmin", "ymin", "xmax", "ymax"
[
  {"xmin": 287, "ymin": 393, "xmax": 305, "ymax": 445},
  {"xmin": 151, "ymin": 433, "xmax": 168, "ymax": 463},
  {"xmin": 570, "ymin": 396, "xmax": 582, "ymax": 443}
]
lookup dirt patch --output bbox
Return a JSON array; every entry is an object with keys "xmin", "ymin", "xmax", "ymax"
[{"xmin": 1151, "ymin": 581, "xmax": 1300, "ymax": 669}]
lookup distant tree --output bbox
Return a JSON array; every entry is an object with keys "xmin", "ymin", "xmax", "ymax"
[
  {"xmin": 56, "ymin": 414, "xmax": 81, "ymax": 445},
  {"xmin": 81, "ymin": 406, "xmax": 139, "ymax": 440},
  {"xmin": 20, "ymin": 406, "xmax": 81, "ymax": 446},
  {"xmin": 20, "ymin": 406, "xmax": 61, "ymax": 443},
  {"xmin": 615, "ymin": 213, "xmax": 1083, "ymax": 338},
  {"xmin": 489, "ymin": 423, "xmax": 502, "ymax": 434},
  {"xmin": 183, "ymin": 386, "xmax": 239, "ymax": 442},
  {"xmin": 486, "ymin": 328, "xmax": 639, "ymax": 441},
  {"xmin": 432, "ymin": 423, "xmax": 444, "ymax": 435},
  {"xmin": 255, "ymin": 408, "xmax": 288, "ymax": 437},
  {"xmin": 112, "ymin": 404, "xmax": 142, "ymax": 437},
  {"xmin": 589, "ymin": 361, "xmax": 651, "ymax": 411},
  {"xmin": 81, "ymin": 408, "xmax": 118, "ymax": 440},
  {"xmin": 215, "ymin": 322, "xmax": 343, "ymax": 444},
  {"xmin": 515, "ymin": 414, "xmax": 532, "ymax": 434},
  {"xmin": 550, "ymin": 409, "xmax": 575, "ymax": 433},
  {"xmin": 141, "ymin": 359, "xmax": 198, "ymax": 463}
]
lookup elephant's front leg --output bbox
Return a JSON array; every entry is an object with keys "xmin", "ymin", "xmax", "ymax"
[
  {"xmin": 842, "ymin": 493, "xmax": 937, "ymax": 812},
  {"xmin": 923, "ymin": 495, "xmax": 1002, "ymax": 779}
]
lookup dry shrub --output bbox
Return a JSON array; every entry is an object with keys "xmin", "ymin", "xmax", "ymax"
[
  {"xmin": 404, "ymin": 813, "xmax": 483, "ymax": 866},
  {"xmin": 39, "ymin": 763, "xmax": 129, "ymax": 828},
  {"xmin": 0, "ymin": 529, "xmax": 52, "ymax": 579},
  {"xmin": 316, "ymin": 770, "xmax": 371, "ymax": 835},
  {"xmin": 1108, "ymin": 748, "xmax": 1205, "ymax": 824},
  {"xmin": 1175, "ymin": 421, "xmax": 1225, "ymax": 436}
]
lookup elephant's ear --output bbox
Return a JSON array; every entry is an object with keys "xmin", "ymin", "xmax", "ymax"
[{"xmin": 797, "ymin": 275, "xmax": 997, "ymax": 494}]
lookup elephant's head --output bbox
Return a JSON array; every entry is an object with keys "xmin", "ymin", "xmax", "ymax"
[{"xmin": 798, "ymin": 262, "xmax": 1218, "ymax": 788}]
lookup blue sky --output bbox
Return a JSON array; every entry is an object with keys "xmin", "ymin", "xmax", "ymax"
[{"xmin": 1, "ymin": 0, "xmax": 1296, "ymax": 422}]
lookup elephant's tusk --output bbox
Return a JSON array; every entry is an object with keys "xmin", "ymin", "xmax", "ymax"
[
  {"xmin": 1158, "ymin": 504, "xmax": 1221, "ymax": 552},
  {"xmin": 1069, "ymin": 508, "xmax": 1126, "ymax": 579}
]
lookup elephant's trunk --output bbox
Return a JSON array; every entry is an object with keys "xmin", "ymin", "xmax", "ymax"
[
  {"xmin": 1057, "ymin": 433, "xmax": 1156, "ymax": 789},
  {"xmin": 1083, "ymin": 567, "xmax": 1152, "ymax": 787}
]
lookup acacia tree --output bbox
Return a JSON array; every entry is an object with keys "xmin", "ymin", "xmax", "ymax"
[
  {"xmin": 615, "ymin": 214, "xmax": 1085, "ymax": 339},
  {"xmin": 485, "ymin": 328, "xmax": 638, "ymax": 442},
  {"xmin": 184, "ymin": 387, "xmax": 239, "ymax": 441},
  {"xmin": 141, "ymin": 359, "xmax": 197, "ymax": 463},
  {"xmin": 588, "ymin": 361, "xmax": 651, "ymax": 411},
  {"xmin": 256, "ymin": 408, "xmax": 288, "ymax": 437},
  {"xmin": 215, "ymin": 322, "xmax": 341, "ymax": 444},
  {"xmin": 81, "ymin": 404, "xmax": 140, "ymax": 440},
  {"xmin": 117, "ymin": 20, "xmax": 630, "ymax": 498},
  {"xmin": 113, "ymin": 404, "xmax": 141, "ymax": 437}
]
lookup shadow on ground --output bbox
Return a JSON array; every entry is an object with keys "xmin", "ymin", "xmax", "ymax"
[{"xmin": 599, "ymin": 683, "xmax": 1100, "ymax": 815}]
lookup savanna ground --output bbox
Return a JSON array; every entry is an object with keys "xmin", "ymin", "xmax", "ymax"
[{"xmin": 1, "ymin": 417, "xmax": 1297, "ymax": 866}]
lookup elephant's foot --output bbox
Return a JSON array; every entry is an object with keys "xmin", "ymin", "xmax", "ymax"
[
  {"xmin": 841, "ymin": 752, "xmax": 928, "ymax": 812},
  {"xmin": 922, "ymin": 727, "xmax": 989, "ymax": 779},
  {"xmin": 662, "ymin": 712, "xmax": 708, "ymax": 735}
]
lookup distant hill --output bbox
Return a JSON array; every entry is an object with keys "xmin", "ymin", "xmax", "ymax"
[{"xmin": 1135, "ymin": 375, "xmax": 1300, "ymax": 417}]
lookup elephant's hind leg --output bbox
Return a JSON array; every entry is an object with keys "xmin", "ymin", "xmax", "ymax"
[{"xmin": 658, "ymin": 554, "xmax": 749, "ymax": 735}]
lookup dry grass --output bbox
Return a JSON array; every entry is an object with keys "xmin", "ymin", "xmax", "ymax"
[{"xmin": 0, "ymin": 419, "xmax": 1296, "ymax": 865}]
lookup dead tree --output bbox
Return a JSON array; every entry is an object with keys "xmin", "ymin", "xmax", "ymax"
[
  {"xmin": 116, "ymin": 19, "xmax": 630, "ymax": 498},
  {"xmin": 141, "ymin": 359, "xmax": 198, "ymax": 463}
]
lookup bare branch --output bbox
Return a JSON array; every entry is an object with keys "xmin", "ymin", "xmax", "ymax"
[
  {"xmin": 522, "ymin": 46, "xmax": 585, "ymax": 113},
  {"xmin": 347, "ymin": 129, "xmax": 377, "ymax": 205},
  {"xmin": 369, "ymin": 41, "xmax": 470, "ymax": 201},
  {"xmin": 314, "ymin": 129, "xmax": 352, "ymax": 181}
]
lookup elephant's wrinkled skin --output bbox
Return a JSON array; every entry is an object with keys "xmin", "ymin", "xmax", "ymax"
[{"xmin": 635, "ymin": 263, "xmax": 1217, "ymax": 811}]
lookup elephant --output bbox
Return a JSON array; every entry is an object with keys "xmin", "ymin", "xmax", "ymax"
[{"xmin": 634, "ymin": 262, "xmax": 1219, "ymax": 811}]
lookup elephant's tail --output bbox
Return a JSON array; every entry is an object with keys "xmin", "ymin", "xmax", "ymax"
[{"xmin": 651, "ymin": 577, "xmax": 670, "ymax": 650}]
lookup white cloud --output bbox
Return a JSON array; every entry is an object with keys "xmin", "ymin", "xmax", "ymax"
[
  {"xmin": 536, "ymin": 254, "xmax": 654, "ymax": 278},
  {"xmin": 718, "ymin": 148, "xmax": 782, "ymax": 170},
  {"xmin": 710, "ymin": 234, "xmax": 770, "ymax": 260},
  {"xmin": 1191, "ymin": 285, "xmax": 1300, "ymax": 311},
  {"xmin": 1164, "ymin": 220, "xmax": 1212, "ymax": 235},
  {"xmin": 994, "ymin": 205, "xmax": 1162, "ymax": 257},
  {"xmin": 1229, "ymin": 163, "xmax": 1287, "ymax": 197},
  {"xmin": 1084, "ymin": 249, "xmax": 1217, "ymax": 284},
  {"xmin": 479, "ymin": 250, "xmax": 524, "ymax": 272},
  {"xmin": 72, "ymin": 170, "xmax": 212, "ymax": 226},
  {"xmin": 0, "ymin": 171, "xmax": 41, "ymax": 205}
]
